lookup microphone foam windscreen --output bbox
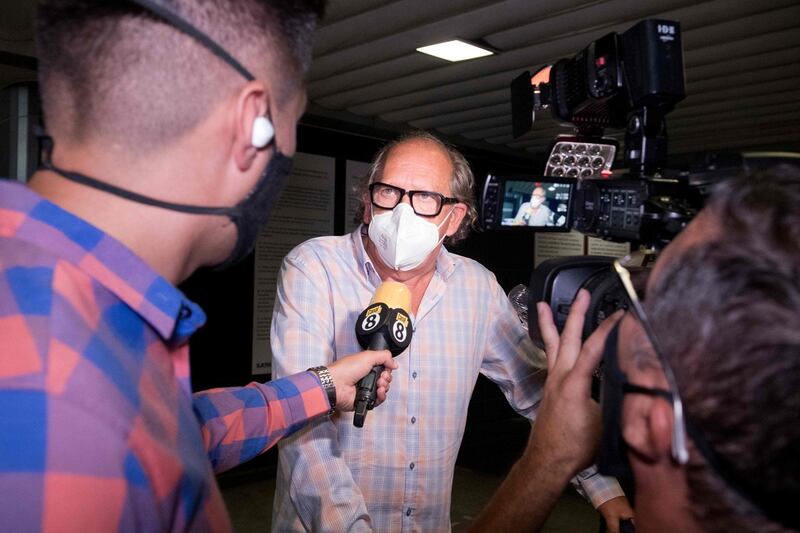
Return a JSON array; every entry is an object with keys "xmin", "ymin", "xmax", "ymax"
[{"xmin": 370, "ymin": 281, "xmax": 412, "ymax": 313}]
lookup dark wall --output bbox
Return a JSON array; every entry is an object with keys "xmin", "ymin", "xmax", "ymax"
[
  {"xmin": 0, "ymin": 82, "xmax": 42, "ymax": 182},
  {"xmin": 182, "ymin": 117, "xmax": 543, "ymax": 393}
]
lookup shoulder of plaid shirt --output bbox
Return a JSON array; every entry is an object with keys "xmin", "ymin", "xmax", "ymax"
[
  {"xmin": 269, "ymin": 228, "xmax": 623, "ymax": 533},
  {"xmin": 0, "ymin": 180, "xmax": 332, "ymax": 532}
]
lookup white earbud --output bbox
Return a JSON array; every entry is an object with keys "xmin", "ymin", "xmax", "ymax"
[{"xmin": 251, "ymin": 115, "xmax": 274, "ymax": 148}]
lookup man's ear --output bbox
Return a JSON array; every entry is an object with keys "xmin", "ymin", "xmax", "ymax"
[
  {"xmin": 233, "ymin": 80, "xmax": 269, "ymax": 171},
  {"xmin": 624, "ymin": 397, "xmax": 674, "ymax": 464},
  {"xmin": 445, "ymin": 203, "xmax": 468, "ymax": 237}
]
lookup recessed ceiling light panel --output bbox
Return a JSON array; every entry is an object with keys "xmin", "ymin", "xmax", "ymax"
[{"xmin": 416, "ymin": 40, "xmax": 494, "ymax": 62}]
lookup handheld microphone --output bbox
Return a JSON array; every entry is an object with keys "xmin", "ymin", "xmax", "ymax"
[{"xmin": 353, "ymin": 281, "xmax": 413, "ymax": 427}]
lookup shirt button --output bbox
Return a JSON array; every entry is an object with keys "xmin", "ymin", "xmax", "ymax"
[
  {"xmin": 411, "ymin": 416, "xmax": 416, "ymax": 424},
  {"xmin": 412, "ymin": 371, "xmax": 417, "ymax": 379},
  {"xmin": 406, "ymin": 508, "xmax": 412, "ymax": 517},
  {"xmin": 409, "ymin": 462, "xmax": 415, "ymax": 470}
]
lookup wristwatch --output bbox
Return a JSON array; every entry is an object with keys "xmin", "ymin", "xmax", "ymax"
[{"xmin": 308, "ymin": 366, "xmax": 337, "ymax": 415}]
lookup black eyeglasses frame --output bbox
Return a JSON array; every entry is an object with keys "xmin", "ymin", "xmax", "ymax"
[
  {"xmin": 368, "ymin": 182, "xmax": 459, "ymax": 217},
  {"xmin": 613, "ymin": 258, "xmax": 690, "ymax": 465}
]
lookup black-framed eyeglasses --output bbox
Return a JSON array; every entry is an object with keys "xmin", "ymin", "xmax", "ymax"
[
  {"xmin": 613, "ymin": 254, "xmax": 690, "ymax": 465},
  {"xmin": 369, "ymin": 182, "xmax": 459, "ymax": 217}
]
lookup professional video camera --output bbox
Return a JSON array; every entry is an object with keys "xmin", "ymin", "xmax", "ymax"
[
  {"xmin": 496, "ymin": 18, "xmax": 797, "ymax": 345},
  {"xmin": 487, "ymin": 19, "xmax": 701, "ymax": 345},
  {"xmin": 482, "ymin": 18, "xmax": 700, "ymax": 247},
  {"xmin": 517, "ymin": 156, "xmax": 796, "ymax": 348}
]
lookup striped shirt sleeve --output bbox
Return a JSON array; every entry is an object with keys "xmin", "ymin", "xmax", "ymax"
[{"xmin": 575, "ymin": 466, "xmax": 625, "ymax": 508}]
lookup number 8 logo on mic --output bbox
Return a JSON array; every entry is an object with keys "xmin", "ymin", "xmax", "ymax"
[
  {"xmin": 388, "ymin": 309, "xmax": 412, "ymax": 350},
  {"xmin": 393, "ymin": 321, "xmax": 406, "ymax": 342},
  {"xmin": 355, "ymin": 303, "xmax": 389, "ymax": 341},
  {"xmin": 362, "ymin": 311, "xmax": 380, "ymax": 332}
]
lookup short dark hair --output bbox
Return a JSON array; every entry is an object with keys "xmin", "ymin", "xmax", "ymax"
[
  {"xmin": 646, "ymin": 165, "xmax": 800, "ymax": 532},
  {"xmin": 35, "ymin": 0, "xmax": 325, "ymax": 152},
  {"xmin": 353, "ymin": 130, "xmax": 478, "ymax": 243}
]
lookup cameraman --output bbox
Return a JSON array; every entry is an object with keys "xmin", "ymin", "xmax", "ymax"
[{"xmin": 471, "ymin": 165, "xmax": 800, "ymax": 532}]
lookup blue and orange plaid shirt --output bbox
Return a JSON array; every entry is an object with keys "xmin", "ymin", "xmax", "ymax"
[{"xmin": 0, "ymin": 180, "xmax": 330, "ymax": 532}]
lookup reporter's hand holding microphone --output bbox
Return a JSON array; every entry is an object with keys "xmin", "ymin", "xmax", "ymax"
[
  {"xmin": 309, "ymin": 281, "xmax": 411, "ymax": 417},
  {"xmin": 325, "ymin": 350, "xmax": 397, "ymax": 412},
  {"xmin": 352, "ymin": 281, "xmax": 413, "ymax": 427}
]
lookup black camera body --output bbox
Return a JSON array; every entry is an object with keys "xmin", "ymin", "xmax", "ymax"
[
  {"xmin": 499, "ymin": 19, "xmax": 694, "ymax": 356},
  {"xmin": 502, "ymin": 18, "xmax": 695, "ymax": 246},
  {"xmin": 571, "ymin": 176, "xmax": 698, "ymax": 245},
  {"xmin": 526, "ymin": 255, "xmax": 643, "ymax": 401},
  {"xmin": 526, "ymin": 256, "xmax": 625, "ymax": 349},
  {"xmin": 501, "ymin": 18, "xmax": 797, "ymax": 348},
  {"xmin": 481, "ymin": 168, "xmax": 703, "ymax": 246},
  {"xmin": 547, "ymin": 20, "xmax": 684, "ymax": 135},
  {"xmin": 495, "ymin": 22, "xmax": 745, "ymax": 355},
  {"xmin": 527, "ymin": 18, "xmax": 686, "ymax": 174}
]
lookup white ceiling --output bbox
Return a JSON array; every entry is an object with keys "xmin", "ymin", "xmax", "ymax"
[{"xmin": 3, "ymin": 0, "xmax": 799, "ymax": 160}]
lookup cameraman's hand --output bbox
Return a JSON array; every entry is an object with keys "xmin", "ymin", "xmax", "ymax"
[
  {"xmin": 533, "ymin": 289, "xmax": 623, "ymax": 475},
  {"xmin": 469, "ymin": 290, "xmax": 622, "ymax": 532},
  {"xmin": 327, "ymin": 350, "xmax": 397, "ymax": 412}
]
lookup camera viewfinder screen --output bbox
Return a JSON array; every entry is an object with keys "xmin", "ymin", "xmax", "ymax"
[{"xmin": 500, "ymin": 180, "xmax": 572, "ymax": 228}]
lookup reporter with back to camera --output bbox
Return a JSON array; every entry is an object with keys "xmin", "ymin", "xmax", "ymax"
[
  {"xmin": 270, "ymin": 130, "xmax": 632, "ymax": 532},
  {"xmin": 0, "ymin": 1, "xmax": 397, "ymax": 530},
  {"xmin": 471, "ymin": 165, "xmax": 800, "ymax": 533}
]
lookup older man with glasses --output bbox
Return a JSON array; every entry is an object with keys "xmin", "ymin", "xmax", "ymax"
[
  {"xmin": 269, "ymin": 130, "xmax": 630, "ymax": 532},
  {"xmin": 472, "ymin": 164, "xmax": 800, "ymax": 533}
]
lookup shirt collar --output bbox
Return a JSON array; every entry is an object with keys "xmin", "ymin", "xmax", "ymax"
[{"xmin": 0, "ymin": 180, "xmax": 205, "ymax": 345}]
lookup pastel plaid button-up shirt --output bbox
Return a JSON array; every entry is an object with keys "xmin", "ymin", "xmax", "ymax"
[{"xmin": 271, "ymin": 229, "xmax": 621, "ymax": 532}]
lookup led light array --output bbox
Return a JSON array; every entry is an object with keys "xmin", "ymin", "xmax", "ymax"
[{"xmin": 545, "ymin": 141, "xmax": 616, "ymax": 178}]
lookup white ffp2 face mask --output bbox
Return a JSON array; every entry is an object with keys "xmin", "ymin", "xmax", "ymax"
[{"xmin": 368, "ymin": 203, "xmax": 452, "ymax": 271}]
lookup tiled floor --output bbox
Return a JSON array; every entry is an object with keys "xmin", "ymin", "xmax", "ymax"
[{"xmin": 219, "ymin": 462, "xmax": 599, "ymax": 532}]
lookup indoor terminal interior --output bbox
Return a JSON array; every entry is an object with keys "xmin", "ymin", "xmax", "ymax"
[{"xmin": 1, "ymin": 0, "xmax": 798, "ymax": 531}]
